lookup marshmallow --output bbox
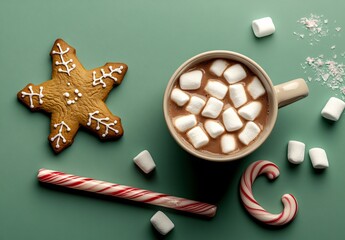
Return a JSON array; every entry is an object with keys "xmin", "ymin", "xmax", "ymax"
[
  {"xmin": 287, "ymin": 140, "xmax": 305, "ymax": 164},
  {"xmin": 247, "ymin": 77, "xmax": 266, "ymax": 99},
  {"xmin": 201, "ymin": 97, "xmax": 224, "ymax": 118},
  {"xmin": 224, "ymin": 64, "xmax": 247, "ymax": 84},
  {"xmin": 179, "ymin": 70, "xmax": 203, "ymax": 90},
  {"xmin": 150, "ymin": 211, "xmax": 175, "ymax": 236},
  {"xmin": 204, "ymin": 120, "xmax": 225, "ymax": 139},
  {"xmin": 205, "ymin": 79, "xmax": 228, "ymax": 99},
  {"xmin": 170, "ymin": 88, "xmax": 190, "ymax": 107},
  {"xmin": 222, "ymin": 107, "xmax": 243, "ymax": 132},
  {"xmin": 238, "ymin": 121, "xmax": 261, "ymax": 145},
  {"xmin": 229, "ymin": 84, "xmax": 248, "ymax": 108},
  {"xmin": 187, "ymin": 126, "xmax": 209, "ymax": 148},
  {"xmin": 186, "ymin": 96, "xmax": 206, "ymax": 114},
  {"xmin": 252, "ymin": 17, "xmax": 276, "ymax": 38},
  {"xmin": 238, "ymin": 101, "xmax": 262, "ymax": 121},
  {"xmin": 309, "ymin": 148, "xmax": 329, "ymax": 169},
  {"xmin": 221, "ymin": 134, "xmax": 237, "ymax": 153},
  {"xmin": 174, "ymin": 114, "xmax": 197, "ymax": 132},
  {"xmin": 321, "ymin": 97, "xmax": 345, "ymax": 121},
  {"xmin": 133, "ymin": 150, "xmax": 156, "ymax": 174},
  {"xmin": 210, "ymin": 59, "xmax": 229, "ymax": 77}
]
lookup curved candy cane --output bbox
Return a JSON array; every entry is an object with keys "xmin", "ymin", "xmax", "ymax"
[{"xmin": 240, "ymin": 160, "xmax": 298, "ymax": 226}]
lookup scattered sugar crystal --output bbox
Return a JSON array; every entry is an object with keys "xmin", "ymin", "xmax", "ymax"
[
  {"xmin": 302, "ymin": 54, "xmax": 345, "ymax": 99},
  {"xmin": 336, "ymin": 27, "xmax": 341, "ymax": 32},
  {"xmin": 331, "ymin": 45, "xmax": 336, "ymax": 50}
]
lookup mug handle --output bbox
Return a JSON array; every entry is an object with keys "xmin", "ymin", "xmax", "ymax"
[{"xmin": 274, "ymin": 78, "xmax": 309, "ymax": 108}]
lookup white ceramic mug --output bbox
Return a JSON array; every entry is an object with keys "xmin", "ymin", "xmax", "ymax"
[{"xmin": 163, "ymin": 51, "xmax": 309, "ymax": 162}]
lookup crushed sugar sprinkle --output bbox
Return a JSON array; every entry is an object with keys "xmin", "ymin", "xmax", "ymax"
[
  {"xmin": 302, "ymin": 55, "xmax": 345, "ymax": 99},
  {"xmin": 294, "ymin": 14, "xmax": 329, "ymax": 45}
]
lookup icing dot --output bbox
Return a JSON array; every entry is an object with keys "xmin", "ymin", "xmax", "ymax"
[
  {"xmin": 78, "ymin": 93, "xmax": 82, "ymax": 97},
  {"xmin": 102, "ymin": 134, "xmax": 106, "ymax": 137},
  {"xmin": 67, "ymin": 82, "xmax": 71, "ymax": 86},
  {"xmin": 63, "ymin": 139, "xmax": 66, "ymax": 143},
  {"xmin": 74, "ymin": 89, "xmax": 79, "ymax": 94},
  {"xmin": 50, "ymin": 138, "xmax": 54, "ymax": 141},
  {"xmin": 71, "ymin": 100, "xmax": 75, "ymax": 104},
  {"xmin": 63, "ymin": 92, "xmax": 70, "ymax": 97},
  {"xmin": 75, "ymin": 97, "xmax": 78, "ymax": 101},
  {"xmin": 96, "ymin": 126, "xmax": 100, "ymax": 130},
  {"xmin": 67, "ymin": 100, "xmax": 72, "ymax": 105}
]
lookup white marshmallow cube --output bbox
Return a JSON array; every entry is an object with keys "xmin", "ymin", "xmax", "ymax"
[
  {"xmin": 224, "ymin": 64, "xmax": 247, "ymax": 84},
  {"xmin": 321, "ymin": 97, "xmax": 345, "ymax": 121},
  {"xmin": 170, "ymin": 88, "xmax": 190, "ymax": 107},
  {"xmin": 150, "ymin": 211, "xmax": 174, "ymax": 236},
  {"xmin": 309, "ymin": 148, "xmax": 329, "ymax": 169},
  {"xmin": 133, "ymin": 150, "xmax": 156, "ymax": 174},
  {"xmin": 187, "ymin": 126, "xmax": 209, "ymax": 148},
  {"xmin": 204, "ymin": 120, "xmax": 225, "ymax": 139},
  {"xmin": 287, "ymin": 140, "xmax": 305, "ymax": 164},
  {"xmin": 252, "ymin": 17, "xmax": 276, "ymax": 38},
  {"xmin": 229, "ymin": 84, "xmax": 248, "ymax": 108},
  {"xmin": 210, "ymin": 59, "xmax": 229, "ymax": 77},
  {"xmin": 179, "ymin": 70, "xmax": 203, "ymax": 90},
  {"xmin": 174, "ymin": 114, "xmax": 197, "ymax": 132},
  {"xmin": 205, "ymin": 79, "xmax": 228, "ymax": 100},
  {"xmin": 222, "ymin": 107, "xmax": 243, "ymax": 132},
  {"xmin": 221, "ymin": 134, "xmax": 237, "ymax": 153},
  {"xmin": 247, "ymin": 77, "xmax": 266, "ymax": 99},
  {"xmin": 238, "ymin": 121, "xmax": 261, "ymax": 145},
  {"xmin": 201, "ymin": 97, "xmax": 224, "ymax": 118},
  {"xmin": 186, "ymin": 96, "xmax": 206, "ymax": 114},
  {"xmin": 238, "ymin": 101, "xmax": 262, "ymax": 121}
]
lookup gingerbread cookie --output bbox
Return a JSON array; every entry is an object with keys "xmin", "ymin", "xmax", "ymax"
[{"xmin": 17, "ymin": 39, "xmax": 128, "ymax": 153}]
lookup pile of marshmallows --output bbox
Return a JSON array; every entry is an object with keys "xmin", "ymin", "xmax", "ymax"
[
  {"xmin": 171, "ymin": 59, "xmax": 266, "ymax": 153},
  {"xmin": 288, "ymin": 97, "xmax": 345, "ymax": 169}
]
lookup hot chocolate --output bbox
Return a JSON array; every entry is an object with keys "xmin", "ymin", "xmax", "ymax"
[{"xmin": 167, "ymin": 59, "xmax": 269, "ymax": 156}]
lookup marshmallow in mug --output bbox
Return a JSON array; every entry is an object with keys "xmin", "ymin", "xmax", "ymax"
[
  {"xmin": 187, "ymin": 126, "xmax": 209, "ymax": 149},
  {"xmin": 205, "ymin": 79, "xmax": 228, "ymax": 100},
  {"xmin": 174, "ymin": 114, "xmax": 197, "ymax": 132},
  {"xmin": 210, "ymin": 59, "xmax": 229, "ymax": 77},
  {"xmin": 170, "ymin": 88, "xmax": 190, "ymax": 106},
  {"xmin": 238, "ymin": 121, "xmax": 261, "ymax": 145},
  {"xmin": 201, "ymin": 97, "xmax": 224, "ymax": 118},
  {"xmin": 238, "ymin": 101, "xmax": 262, "ymax": 121},
  {"xmin": 221, "ymin": 134, "xmax": 237, "ymax": 153},
  {"xmin": 321, "ymin": 97, "xmax": 345, "ymax": 121},
  {"xmin": 229, "ymin": 84, "xmax": 248, "ymax": 108},
  {"xmin": 179, "ymin": 70, "xmax": 203, "ymax": 90},
  {"xmin": 204, "ymin": 120, "xmax": 225, "ymax": 139},
  {"xmin": 222, "ymin": 107, "xmax": 243, "ymax": 132},
  {"xmin": 247, "ymin": 77, "xmax": 266, "ymax": 99},
  {"xmin": 186, "ymin": 96, "xmax": 206, "ymax": 114}
]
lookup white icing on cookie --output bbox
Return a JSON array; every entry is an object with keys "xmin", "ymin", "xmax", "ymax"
[
  {"xmin": 92, "ymin": 66, "xmax": 123, "ymax": 88},
  {"xmin": 52, "ymin": 43, "xmax": 76, "ymax": 76},
  {"xmin": 87, "ymin": 110, "xmax": 119, "ymax": 137},
  {"xmin": 50, "ymin": 121, "xmax": 71, "ymax": 148},
  {"xmin": 21, "ymin": 86, "xmax": 44, "ymax": 108}
]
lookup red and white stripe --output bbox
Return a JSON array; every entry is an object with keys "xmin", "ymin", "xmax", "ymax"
[
  {"xmin": 240, "ymin": 160, "xmax": 298, "ymax": 226},
  {"xmin": 38, "ymin": 169, "xmax": 217, "ymax": 218}
]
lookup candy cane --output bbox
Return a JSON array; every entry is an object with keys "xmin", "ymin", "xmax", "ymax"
[
  {"xmin": 239, "ymin": 160, "xmax": 298, "ymax": 226},
  {"xmin": 38, "ymin": 169, "xmax": 217, "ymax": 218}
]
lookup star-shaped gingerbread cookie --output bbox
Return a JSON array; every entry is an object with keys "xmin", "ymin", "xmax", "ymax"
[{"xmin": 17, "ymin": 39, "xmax": 128, "ymax": 153}]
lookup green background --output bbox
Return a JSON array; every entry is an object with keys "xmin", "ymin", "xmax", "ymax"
[{"xmin": 1, "ymin": 0, "xmax": 345, "ymax": 239}]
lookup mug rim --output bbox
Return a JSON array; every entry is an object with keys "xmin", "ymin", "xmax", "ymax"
[{"xmin": 163, "ymin": 50, "xmax": 278, "ymax": 162}]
